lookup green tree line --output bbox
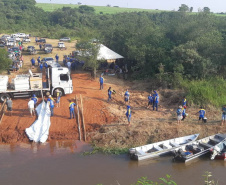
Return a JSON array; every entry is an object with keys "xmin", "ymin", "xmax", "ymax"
[{"xmin": 1, "ymin": 1, "xmax": 226, "ymax": 105}]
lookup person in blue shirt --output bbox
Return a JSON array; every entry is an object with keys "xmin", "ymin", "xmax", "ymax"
[
  {"xmin": 147, "ymin": 94, "xmax": 153, "ymax": 109},
  {"xmin": 108, "ymin": 87, "xmax": 112, "ymax": 102},
  {"xmin": 197, "ymin": 106, "xmax": 206, "ymax": 123},
  {"xmin": 37, "ymin": 56, "xmax": 41, "ymax": 66},
  {"xmin": 69, "ymin": 100, "xmax": 76, "ymax": 119},
  {"xmin": 99, "ymin": 75, "xmax": 104, "ymax": 90},
  {"xmin": 181, "ymin": 106, "xmax": 187, "ymax": 121},
  {"xmin": 124, "ymin": 89, "xmax": 130, "ymax": 104},
  {"xmin": 31, "ymin": 94, "xmax": 38, "ymax": 107},
  {"xmin": 176, "ymin": 105, "xmax": 182, "ymax": 124},
  {"xmin": 47, "ymin": 95, "xmax": 55, "ymax": 117},
  {"xmin": 126, "ymin": 105, "xmax": 132, "ymax": 126},
  {"xmin": 55, "ymin": 54, "xmax": 59, "ymax": 63},
  {"xmin": 182, "ymin": 96, "xmax": 187, "ymax": 107},
  {"xmin": 221, "ymin": 105, "xmax": 226, "ymax": 126},
  {"xmin": 153, "ymin": 91, "xmax": 159, "ymax": 111},
  {"xmin": 39, "ymin": 62, "xmax": 43, "ymax": 71},
  {"xmin": 31, "ymin": 58, "xmax": 35, "ymax": 67}
]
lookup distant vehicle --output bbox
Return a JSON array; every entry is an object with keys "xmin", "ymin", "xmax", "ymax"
[
  {"xmin": 11, "ymin": 36, "xmax": 21, "ymax": 42},
  {"xmin": 58, "ymin": 42, "xmax": 66, "ymax": 50},
  {"xmin": 11, "ymin": 47, "xmax": 20, "ymax": 53},
  {"xmin": 36, "ymin": 38, "xmax": 46, "ymax": 43},
  {"xmin": 0, "ymin": 44, "xmax": 5, "ymax": 48},
  {"xmin": 41, "ymin": 57, "xmax": 55, "ymax": 65},
  {"xmin": 6, "ymin": 38, "xmax": 16, "ymax": 47},
  {"xmin": 59, "ymin": 37, "xmax": 70, "ymax": 42},
  {"xmin": 22, "ymin": 38, "xmax": 31, "ymax": 43},
  {"xmin": 43, "ymin": 44, "xmax": 53, "ymax": 53},
  {"xmin": 27, "ymin": 46, "xmax": 35, "ymax": 52},
  {"xmin": 18, "ymin": 33, "xmax": 29, "ymax": 38}
]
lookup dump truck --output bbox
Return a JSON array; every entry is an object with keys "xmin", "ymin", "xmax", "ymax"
[{"xmin": 0, "ymin": 63, "xmax": 73, "ymax": 102}]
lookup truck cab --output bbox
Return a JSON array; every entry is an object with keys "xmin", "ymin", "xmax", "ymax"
[{"xmin": 49, "ymin": 63, "xmax": 73, "ymax": 96}]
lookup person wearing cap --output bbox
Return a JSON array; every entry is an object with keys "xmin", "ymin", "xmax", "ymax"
[
  {"xmin": 99, "ymin": 75, "xmax": 104, "ymax": 90},
  {"xmin": 47, "ymin": 95, "xmax": 55, "ymax": 116},
  {"xmin": 182, "ymin": 96, "xmax": 187, "ymax": 107},
  {"xmin": 31, "ymin": 94, "xmax": 38, "ymax": 108},
  {"xmin": 56, "ymin": 89, "xmax": 61, "ymax": 108},
  {"xmin": 69, "ymin": 100, "xmax": 76, "ymax": 119},
  {"xmin": 153, "ymin": 91, "xmax": 159, "ymax": 111},
  {"xmin": 221, "ymin": 105, "xmax": 226, "ymax": 126},
  {"xmin": 126, "ymin": 105, "xmax": 132, "ymax": 126},
  {"xmin": 124, "ymin": 89, "xmax": 130, "ymax": 104},
  {"xmin": 176, "ymin": 105, "xmax": 183, "ymax": 124}
]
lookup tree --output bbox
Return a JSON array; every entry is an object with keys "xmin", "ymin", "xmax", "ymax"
[
  {"xmin": 79, "ymin": 5, "xmax": 95, "ymax": 14},
  {"xmin": 203, "ymin": 7, "xmax": 210, "ymax": 13},
  {"xmin": 76, "ymin": 40, "xmax": 100, "ymax": 79},
  {"xmin": 190, "ymin": 7, "xmax": 193, "ymax": 12},
  {"xmin": 0, "ymin": 49, "xmax": 12, "ymax": 73},
  {"xmin": 178, "ymin": 4, "xmax": 189, "ymax": 12}
]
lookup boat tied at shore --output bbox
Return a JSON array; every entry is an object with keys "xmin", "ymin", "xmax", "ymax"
[{"xmin": 129, "ymin": 133, "xmax": 199, "ymax": 161}]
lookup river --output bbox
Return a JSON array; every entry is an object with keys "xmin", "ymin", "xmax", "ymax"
[{"xmin": 0, "ymin": 141, "xmax": 225, "ymax": 185}]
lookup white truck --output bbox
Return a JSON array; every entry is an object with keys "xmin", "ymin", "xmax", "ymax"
[{"xmin": 0, "ymin": 63, "xmax": 73, "ymax": 102}]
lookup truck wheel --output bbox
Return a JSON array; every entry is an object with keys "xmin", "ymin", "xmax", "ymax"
[
  {"xmin": 53, "ymin": 89, "xmax": 64, "ymax": 97},
  {"xmin": 0, "ymin": 93, "xmax": 10, "ymax": 102}
]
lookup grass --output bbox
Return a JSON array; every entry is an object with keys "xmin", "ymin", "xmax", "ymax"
[
  {"xmin": 36, "ymin": 3, "xmax": 164, "ymax": 14},
  {"xmin": 182, "ymin": 77, "xmax": 226, "ymax": 107}
]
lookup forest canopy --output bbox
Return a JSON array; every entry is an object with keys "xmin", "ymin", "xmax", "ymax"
[{"xmin": 1, "ymin": 1, "xmax": 226, "ymax": 88}]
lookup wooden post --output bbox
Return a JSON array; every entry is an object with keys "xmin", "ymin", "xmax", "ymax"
[
  {"xmin": 0, "ymin": 100, "xmax": 6, "ymax": 124},
  {"xmin": 76, "ymin": 95, "xmax": 81, "ymax": 141},
  {"xmin": 80, "ymin": 94, "xmax": 86, "ymax": 141}
]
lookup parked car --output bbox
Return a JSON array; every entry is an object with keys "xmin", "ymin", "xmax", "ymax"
[
  {"xmin": 43, "ymin": 44, "xmax": 53, "ymax": 53},
  {"xmin": 36, "ymin": 38, "xmax": 46, "ymax": 43},
  {"xmin": 11, "ymin": 36, "xmax": 21, "ymax": 42},
  {"xmin": 59, "ymin": 37, "xmax": 70, "ymax": 42},
  {"xmin": 18, "ymin": 33, "xmax": 29, "ymax": 38},
  {"xmin": 11, "ymin": 47, "xmax": 20, "ymax": 53},
  {"xmin": 41, "ymin": 57, "xmax": 55, "ymax": 65},
  {"xmin": 58, "ymin": 42, "xmax": 66, "ymax": 50},
  {"xmin": 27, "ymin": 46, "xmax": 35, "ymax": 52},
  {"xmin": 6, "ymin": 38, "xmax": 16, "ymax": 47},
  {"xmin": 0, "ymin": 44, "xmax": 5, "ymax": 48},
  {"xmin": 22, "ymin": 37, "xmax": 31, "ymax": 43}
]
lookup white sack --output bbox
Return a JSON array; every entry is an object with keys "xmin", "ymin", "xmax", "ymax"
[{"xmin": 25, "ymin": 101, "xmax": 51, "ymax": 143}]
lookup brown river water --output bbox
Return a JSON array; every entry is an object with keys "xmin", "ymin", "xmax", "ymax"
[{"xmin": 0, "ymin": 141, "xmax": 225, "ymax": 185}]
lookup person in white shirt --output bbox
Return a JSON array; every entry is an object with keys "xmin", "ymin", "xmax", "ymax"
[{"xmin": 28, "ymin": 98, "xmax": 35, "ymax": 117}]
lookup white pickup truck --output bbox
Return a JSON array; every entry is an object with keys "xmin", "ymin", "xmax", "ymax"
[{"xmin": 0, "ymin": 63, "xmax": 73, "ymax": 101}]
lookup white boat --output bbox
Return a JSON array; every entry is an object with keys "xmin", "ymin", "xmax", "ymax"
[
  {"xmin": 172, "ymin": 133, "xmax": 226, "ymax": 163},
  {"xmin": 129, "ymin": 134, "xmax": 199, "ymax": 161}
]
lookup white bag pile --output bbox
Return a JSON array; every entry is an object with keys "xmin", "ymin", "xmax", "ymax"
[
  {"xmin": 0, "ymin": 75, "xmax": 8, "ymax": 91},
  {"xmin": 12, "ymin": 76, "xmax": 30, "ymax": 90}
]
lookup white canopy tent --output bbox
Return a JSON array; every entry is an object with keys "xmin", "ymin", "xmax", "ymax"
[{"xmin": 97, "ymin": 44, "xmax": 124, "ymax": 60}]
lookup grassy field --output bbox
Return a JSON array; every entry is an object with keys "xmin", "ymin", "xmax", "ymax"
[{"xmin": 36, "ymin": 3, "xmax": 163, "ymax": 14}]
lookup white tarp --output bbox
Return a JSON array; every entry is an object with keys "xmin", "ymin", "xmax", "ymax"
[
  {"xmin": 25, "ymin": 101, "xmax": 51, "ymax": 143},
  {"xmin": 97, "ymin": 44, "xmax": 124, "ymax": 60}
]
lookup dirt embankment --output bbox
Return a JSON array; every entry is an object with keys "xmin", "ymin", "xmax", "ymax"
[{"xmin": 0, "ymin": 36, "xmax": 226, "ymax": 147}]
